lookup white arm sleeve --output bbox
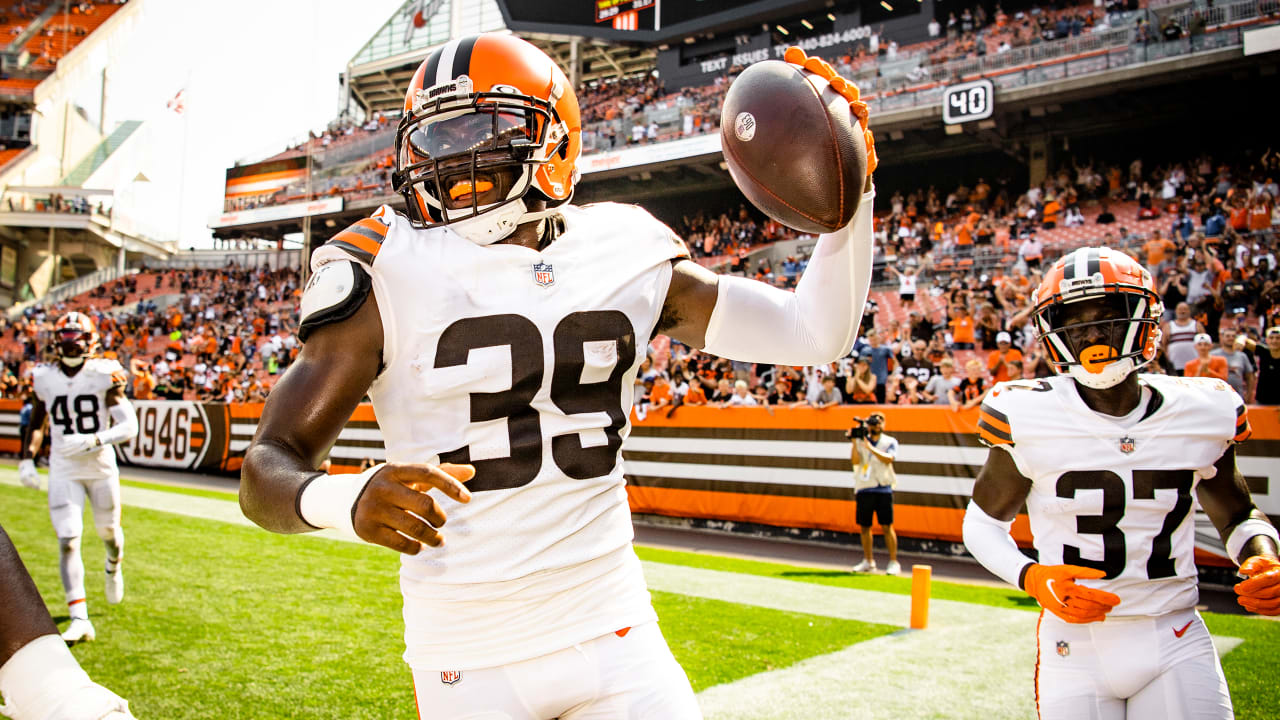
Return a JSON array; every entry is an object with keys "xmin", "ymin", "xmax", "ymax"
[
  {"xmin": 962, "ymin": 499, "xmax": 1034, "ymax": 588},
  {"xmin": 96, "ymin": 399, "xmax": 139, "ymax": 446},
  {"xmin": 701, "ymin": 188, "xmax": 876, "ymax": 365}
]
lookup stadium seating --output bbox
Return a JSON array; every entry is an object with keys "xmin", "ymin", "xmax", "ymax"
[{"xmin": 21, "ymin": 1, "xmax": 122, "ymax": 71}]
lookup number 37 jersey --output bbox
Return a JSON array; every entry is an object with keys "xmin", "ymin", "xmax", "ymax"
[
  {"xmin": 30, "ymin": 359, "xmax": 126, "ymax": 481},
  {"xmin": 978, "ymin": 375, "xmax": 1251, "ymax": 616}
]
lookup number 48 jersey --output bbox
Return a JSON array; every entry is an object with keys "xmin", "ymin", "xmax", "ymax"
[
  {"xmin": 978, "ymin": 374, "xmax": 1251, "ymax": 617},
  {"xmin": 311, "ymin": 202, "xmax": 690, "ymax": 669},
  {"xmin": 30, "ymin": 358, "xmax": 127, "ymax": 481}
]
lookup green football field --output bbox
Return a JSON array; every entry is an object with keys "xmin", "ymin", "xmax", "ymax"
[{"xmin": 0, "ymin": 467, "xmax": 1276, "ymax": 719}]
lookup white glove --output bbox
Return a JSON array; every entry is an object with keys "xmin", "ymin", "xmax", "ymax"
[
  {"xmin": 60, "ymin": 434, "xmax": 100, "ymax": 458},
  {"xmin": 17, "ymin": 459, "xmax": 39, "ymax": 489},
  {"xmin": 33, "ymin": 684, "xmax": 135, "ymax": 720},
  {"xmin": 0, "ymin": 635, "xmax": 136, "ymax": 720}
]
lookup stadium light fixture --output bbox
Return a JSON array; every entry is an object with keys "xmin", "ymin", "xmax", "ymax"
[
  {"xmin": 800, "ymin": 19, "xmax": 814, "ymax": 29},
  {"xmin": 880, "ymin": 1, "xmax": 894, "ymax": 10},
  {"xmin": 776, "ymin": 25, "xmax": 789, "ymax": 35},
  {"xmin": 827, "ymin": 12, "xmax": 837, "ymax": 21}
]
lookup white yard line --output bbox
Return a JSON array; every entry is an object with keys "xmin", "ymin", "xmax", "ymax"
[{"xmin": 0, "ymin": 471, "xmax": 1245, "ymax": 720}]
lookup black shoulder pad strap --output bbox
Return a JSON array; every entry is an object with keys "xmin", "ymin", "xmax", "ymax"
[{"xmin": 298, "ymin": 261, "xmax": 373, "ymax": 343}]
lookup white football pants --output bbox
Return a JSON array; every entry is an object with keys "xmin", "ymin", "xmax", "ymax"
[
  {"xmin": 412, "ymin": 621, "xmax": 701, "ymax": 720},
  {"xmin": 48, "ymin": 473, "xmax": 123, "ymax": 607},
  {"xmin": 1036, "ymin": 607, "xmax": 1233, "ymax": 720}
]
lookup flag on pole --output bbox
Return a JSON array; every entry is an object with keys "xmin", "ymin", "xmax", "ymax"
[{"xmin": 166, "ymin": 89, "xmax": 185, "ymax": 115}]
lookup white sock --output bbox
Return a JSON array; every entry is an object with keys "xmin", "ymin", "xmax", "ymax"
[
  {"xmin": 68, "ymin": 599, "xmax": 88, "ymax": 622},
  {"xmin": 58, "ymin": 537, "xmax": 86, "ymax": 617}
]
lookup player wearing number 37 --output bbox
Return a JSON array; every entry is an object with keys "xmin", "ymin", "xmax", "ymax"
[
  {"xmin": 18, "ymin": 312, "xmax": 139, "ymax": 646},
  {"xmin": 240, "ymin": 34, "xmax": 876, "ymax": 719},
  {"xmin": 963, "ymin": 247, "xmax": 1280, "ymax": 719}
]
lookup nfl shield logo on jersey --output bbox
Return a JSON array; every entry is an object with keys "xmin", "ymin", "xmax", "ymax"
[
  {"xmin": 440, "ymin": 670, "xmax": 463, "ymax": 685},
  {"xmin": 1056, "ymin": 641, "xmax": 1070, "ymax": 657},
  {"xmin": 1119, "ymin": 436, "xmax": 1135, "ymax": 454},
  {"xmin": 532, "ymin": 262, "xmax": 555, "ymax": 287}
]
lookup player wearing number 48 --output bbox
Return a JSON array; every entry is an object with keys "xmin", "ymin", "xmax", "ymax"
[
  {"xmin": 241, "ymin": 35, "xmax": 876, "ymax": 720},
  {"xmin": 18, "ymin": 312, "xmax": 139, "ymax": 647},
  {"xmin": 963, "ymin": 247, "xmax": 1280, "ymax": 719}
]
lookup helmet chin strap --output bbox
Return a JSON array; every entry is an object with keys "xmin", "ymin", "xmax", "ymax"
[
  {"xmin": 446, "ymin": 201, "xmax": 565, "ymax": 246},
  {"xmin": 61, "ymin": 355, "xmax": 85, "ymax": 367}
]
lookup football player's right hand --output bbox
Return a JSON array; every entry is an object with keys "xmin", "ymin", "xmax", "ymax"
[
  {"xmin": 782, "ymin": 46, "xmax": 878, "ymax": 176},
  {"xmin": 352, "ymin": 463, "xmax": 474, "ymax": 555},
  {"xmin": 17, "ymin": 459, "xmax": 40, "ymax": 489},
  {"xmin": 1023, "ymin": 563, "xmax": 1121, "ymax": 624}
]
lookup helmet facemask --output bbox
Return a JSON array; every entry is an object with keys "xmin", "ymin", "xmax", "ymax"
[
  {"xmin": 56, "ymin": 328, "xmax": 93, "ymax": 367},
  {"xmin": 392, "ymin": 78, "xmax": 568, "ymax": 245},
  {"xmin": 1035, "ymin": 292, "xmax": 1161, "ymax": 390}
]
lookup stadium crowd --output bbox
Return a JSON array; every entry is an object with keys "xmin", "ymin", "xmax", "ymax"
[
  {"xmin": 216, "ymin": 0, "xmax": 1267, "ymax": 218},
  {"xmin": 5, "ymin": 145, "xmax": 1279, "ymax": 416},
  {"xmin": 635, "ymin": 147, "xmax": 1280, "ymax": 415},
  {"xmin": 1, "ymin": 263, "xmax": 301, "ymax": 405}
]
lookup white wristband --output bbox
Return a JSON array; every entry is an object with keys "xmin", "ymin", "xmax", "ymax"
[
  {"xmin": 1226, "ymin": 518, "xmax": 1280, "ymax": 565},
  {"xmin": 297, "ymin": 464, "xmax": 384, "ymax": 538},
  {"xmin": 962, "ymin": 500, "xmax": 1034, "ymax": 588},
  {"xmin": 0, "ymin": 634, "xmax": 127, "ymax": 720}
]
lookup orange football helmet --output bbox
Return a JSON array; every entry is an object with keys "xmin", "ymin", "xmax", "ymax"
[
  {"xmin": 392, "ymin": 33, "xmax": 581, "ymax": 245},
  {"xmin": 1031, "ymin": 247, "xmax": 1162, "ymax": 389},
  {"xmin": 54, "ymin": 311, "xmax": 99, "ymax": 367}
]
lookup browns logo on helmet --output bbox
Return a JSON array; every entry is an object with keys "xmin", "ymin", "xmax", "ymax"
[
  {"xmin": 54, "ymin": 311, "xmax": 100, "ymax": 367},
  {"xmin": 391, "ymin": 34, "xmax": 581, "ymax": 246},
  {"xmin": 1031, "ymin": 247, "xmax": 1162, "ymax": 389}
]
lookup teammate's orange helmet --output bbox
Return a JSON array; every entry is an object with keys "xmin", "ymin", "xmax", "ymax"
[
  {"xmin": 1031, "ymin": 247, "xmax": 1162, "ymax": 389},
  {"xmin": 392, "ymin": 34, "xmax": 581, "ymax": 245},
  {"xmin": 54, "ymin": 311, "xmax": 99, "ymax": 366}
]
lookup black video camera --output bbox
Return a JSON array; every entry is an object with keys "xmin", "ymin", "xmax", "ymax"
[{"xmin": 845, "ymin": 418, "xmax": 868, "ymax": 440}]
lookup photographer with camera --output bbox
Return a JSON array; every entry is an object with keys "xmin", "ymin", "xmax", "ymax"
[{"xmin": 847, "ymin": 412, "xmax": 900, "ymax": 575}]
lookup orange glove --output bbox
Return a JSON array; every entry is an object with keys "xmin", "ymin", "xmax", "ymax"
[
  {"xmin": 1235, "ymin": 555, "xmax": 1280, "ymax": 615},
  {"xmin": 1022, "ymin": 564, "xmax": 1121, "ymax": 624},
  {"xmin": 782, "ymin": 46, "xmax": 878, "ymax": 176}
]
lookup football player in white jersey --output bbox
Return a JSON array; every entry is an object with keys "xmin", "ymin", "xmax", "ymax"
[
  {"xmin": 240, "ymin": 35, "xmax": 878, "ymax": 719},
  {"xmin": 18, "ymin": 312, "xmax": 139, "ymax": 645},
  {"xmin": 0, "ymin": 522, "xmax": 136, "ymax": 719},
  {"xmin": 962, "ymin": 247, "xmax": 1280, "ymax": 719}
]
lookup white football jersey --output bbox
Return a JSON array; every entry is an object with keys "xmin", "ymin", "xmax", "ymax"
[
  {"xmin": 313, "ymin": 203, "xmax": 689, "ymax": 669},
  {"xmin": 978, "ymin": 374, "xmax": 1249, "ymax": 617},
  {"xmin": 30, "ymin": 358, "xmax": 126, "ymax": 481}
]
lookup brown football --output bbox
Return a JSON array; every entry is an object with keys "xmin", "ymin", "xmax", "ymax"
[{"xmin": 720, "ymin": 60, "xmax": 867, "ymax": 234}]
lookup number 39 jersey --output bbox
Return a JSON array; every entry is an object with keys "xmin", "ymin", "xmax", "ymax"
[
  {"xmin": 327, "ymin": 202, "xmax": 689, "ymax": 669},
  {"xmin": 978, "ymin": 374, "xmax": 1251, "ymax": 617},
  {"xmin": 30, "ymin": 359, "xmax": 126, "ymax": 481}
]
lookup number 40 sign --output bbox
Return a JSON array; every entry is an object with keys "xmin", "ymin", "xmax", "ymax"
[{"xmin": 942, "ymin": 79, "xmax": 994, "ymax": 125}]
